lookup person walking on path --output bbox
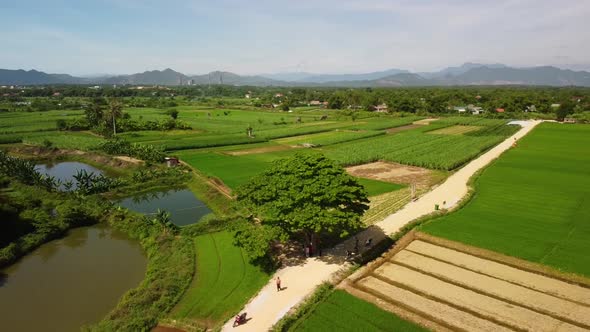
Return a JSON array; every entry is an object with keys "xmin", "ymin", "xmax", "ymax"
[{"xmin": 276, "ymin": 277, "xmax": 281, "ymax": 292}]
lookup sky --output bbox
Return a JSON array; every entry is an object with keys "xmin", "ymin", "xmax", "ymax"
[{"xmin": 1, "ymin": 0, "xmax": 589, "ymax": 76}]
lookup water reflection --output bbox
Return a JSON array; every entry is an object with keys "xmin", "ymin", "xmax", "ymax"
[
  {"xmin": 119, "ymin": 189, "xmax": 213, "ymax": 226},
  {"xmin": 35, "ymin": 162, "xmax": 103, "ymax": 191}
]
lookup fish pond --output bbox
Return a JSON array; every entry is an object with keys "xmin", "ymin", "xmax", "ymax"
[
  {"xmin": 118, "ymin": 188, "xmax": 213, "ymax": 226},
  {"xmin": 0, "ymin": 224, "xmax": 147, "ymax": 332},
  {"xmin": 35, "ymin": 161, "xmax": 104, "ymax": 190}
]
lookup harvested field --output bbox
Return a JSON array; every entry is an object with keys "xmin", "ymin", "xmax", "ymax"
[
  {"xmin": 413, "ymin": 118, "xmax": 439, "ymax": 125},
  {"xmin": 386, "ymin": 124, "xmax": 422, "ymax": 134},
  {"xmin": 346, "ymin": 161, "xmax": 443, "ymax": 189},
  {"xmin": 223, "ymin": 144, "xmax": 294, "ymax": 156},
  {"xmin": 345, "ymin": 236, "xmax": 590, "ymax": 332},
  {"xmin": 429, "ymin": 125, "xmax": 482, "ymax": 135}
]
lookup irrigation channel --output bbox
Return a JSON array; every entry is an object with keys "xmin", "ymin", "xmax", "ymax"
[{"xmin": 1, "ymin": 161, "xmax": 213, "ymax": 331}]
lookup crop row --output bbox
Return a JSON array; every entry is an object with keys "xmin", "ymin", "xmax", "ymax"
[{"xmin": 324, "ymin": 123, "xmax": 517, "ymax": 170}]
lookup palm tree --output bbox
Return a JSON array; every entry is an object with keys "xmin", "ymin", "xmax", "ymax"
[{"xmin": 107, "ymin": 99, "xmax": 123, "ymax": 136}]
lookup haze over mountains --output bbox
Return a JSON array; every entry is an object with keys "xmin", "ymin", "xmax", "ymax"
[{"xmin": 1, "ymin": 63, "xmax": 590, "ymax": 87}]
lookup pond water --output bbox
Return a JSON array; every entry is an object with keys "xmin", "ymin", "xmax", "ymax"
[
  {"xmin": 35, "ymin": 161, "xmax": 104, "ymax": 190},
  {"xmin": 0, "ymin": 224, "xmax": 146, "ymax": 332},
  {"xmin": 119, "ymin": 189, "xmax": 213, "ymax": 226}
]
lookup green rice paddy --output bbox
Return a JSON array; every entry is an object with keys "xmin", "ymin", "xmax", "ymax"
[
  {"xmin": 171, "ymin": 231, "xmax": 270, "ymax": 327},
  {"xmin": 291, "ymin": 290, "xmax": 428, "ymax": 332},
  {"xmin": 422, "ymin": 123, "xmax": 590, "ymax": 277}
]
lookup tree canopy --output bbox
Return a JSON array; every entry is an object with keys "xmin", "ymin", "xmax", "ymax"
[{"xmin": 236, "ymin": 153, "xmax": 369, "ymax": 250}]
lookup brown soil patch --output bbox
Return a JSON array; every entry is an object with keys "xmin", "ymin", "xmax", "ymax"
[
  {"xmin": 8, "ymin": 145, "xmax": 141, "ymax": 168},
  {"xmin": 429, "ymin": 125, "xmax": 481, "ymax": 135},
  {"xmin": 343, "ymin": 232, "xmax": 590, "ymax": 332},
  {"xmin": 114, "ymin": 155, "xmax": 144, "ymax": 164},
  {"xmin": 346, "ymin": 161, "xmax": 437, "ymax": 189},
  {"xmin": 223, "ymin": 144, "xmax": 294, "ymax": 156},
  {"xmin": 385, "ymin": 124, "xmax": 421, "ymax": 134},
  {"xmin": 413, "ymin": 118, "xmax": 439, "ymax": 125}
]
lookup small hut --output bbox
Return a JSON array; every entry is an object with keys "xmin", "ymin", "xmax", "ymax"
[{"xmin": 165, "ymin": 157, "xmax": 179, "ymax": 167}]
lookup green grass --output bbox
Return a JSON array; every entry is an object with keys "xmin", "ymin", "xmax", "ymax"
[
  {"xmin": 357, "ymin": 178, "xmax": 405, "ymax": 197},
  {"xmin": 0, "ymin": 109, "xmax": 84, "ymax": 134},
  {"xmin": 422, "ymin": 123, "xmax": 590, "ymax": 277},
  {"xmin": 292, "ymin": 290, "xmax": 428, "ymax": 332},
  {"xmin": 22, "ymin": 131, "xmax": 105, "ymax": 149},
  {"xmin": 171, "ymin": 231, "xmax": 270, "ymax": 326},
  {"xmin": 273, "ymin": 130, "xmax": 384, "ymax": 146}
]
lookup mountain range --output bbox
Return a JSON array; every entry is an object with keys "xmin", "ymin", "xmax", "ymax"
[{"xmin": 2, "ymin": 63, "xmax": 590, "ymax": 87}]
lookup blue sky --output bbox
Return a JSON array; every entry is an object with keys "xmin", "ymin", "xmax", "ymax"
[{"xmin": 1, "ymin": 0, "xmax": 589, "ymax": 75}]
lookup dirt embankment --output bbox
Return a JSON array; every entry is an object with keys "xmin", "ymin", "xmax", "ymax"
[{"xmin": 9, "ymin": 145, "xmax": 143, "ymax": 168}]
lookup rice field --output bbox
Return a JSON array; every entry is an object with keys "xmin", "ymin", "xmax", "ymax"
[
  {"xmin": 171, "ymin": 231, "xmax": 270, "ymax": 328},
  {"xmin": 322, "ymin": 121, "xmax": 519, "ymax": 170},
  {"xmin": 346, "ymin": 236, "xmax": 590, "ymax": 332},
  {"xmin": 290, "ymin": 290, "xmax": 428, "ymax": 332},
  {"xmin": 422, "ymin": 123, "xmax": 590, "ymax": 277}
]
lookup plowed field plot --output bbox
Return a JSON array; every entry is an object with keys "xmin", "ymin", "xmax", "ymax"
[
  {"xmin": 346, "ymin": 237, "xmax": 590, "ymax": 332},
  {"xmin": 346, "ymin": 161, "xmax": 445, "ymax": 189},
  {"xmin": 428, "ymin": 125, "xmax": 481, "ymax": 135}
]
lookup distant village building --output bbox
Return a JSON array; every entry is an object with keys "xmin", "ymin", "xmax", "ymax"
[
  {"xmin": 525, "ymin": 105, "xmax": 537, "ymax": 113},
  {"xmin": 471, "ymin": 106, "xmax": 484, "ymax": 115},
  {"xmin": 374, "ymin": 103, "xmax": 388, "ymax": 113},
  {"xmin": 245, "ymin": 94, "xmax": 251, "ymax": 99},
  {"xmin": 454, "ymin": 106, "xmax": 467, "ymax": 113},
  {"xmin": 563, "ymin": 118, "xmax": 577, "ymax": 123},
  {"xmin": 309, "ymin": 100, "xmax": 323, "ymax": 106},
  {"xmin": 551, "ymin": 103, "xmax": 561, "ymax": 108},
  {"xmin": 495, "ymin": 108, "xmax": 505, "ymax": 113},
  {"xmin": 274, "ymin": 93, "xmax": 284, "ymax": 98}
]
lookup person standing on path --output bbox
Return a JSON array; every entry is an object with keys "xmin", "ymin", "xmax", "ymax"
[{"xmin": 276, "ymin": 277, "xmax": 281, "ymax": 292}]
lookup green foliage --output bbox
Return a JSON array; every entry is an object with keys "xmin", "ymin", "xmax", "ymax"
[
  {"xmin": 0, "ymin": 184, "xmax": 107, "ymax": 268},
  {"xmin": 167, "ymin": 109, "xmax": 179, "ymax": 119},
  {"xmin": 232, "ymin": 219, "xmax": 287, "ymax": 263},
  {"xmin": 422, "ymin": 123, "xmax": 590, "ymax": 277},
  {"xmin": 236, "ymin": 153, "xmax": 369, "ymax": 245},
  {"xmin": 97, "ymin": 138, "xmax": 165, "ymax": 163},
  {"xmin": 87, "ymin": 210, "xmax": 194, "ymax": 331}
]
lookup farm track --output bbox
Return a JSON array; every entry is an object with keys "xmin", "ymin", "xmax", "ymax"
[
  {"xmin": 221, "ymin": 120, "xmax": 541, "ymax": 332},
  {"xmin": 346, "ymin": 237, "xmax": 590, "ymax": 332}
]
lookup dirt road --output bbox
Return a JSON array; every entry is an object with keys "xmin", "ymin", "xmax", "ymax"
[{"xmin": 222, "ymin": 120, "xmax": 541, "ymax": 332}]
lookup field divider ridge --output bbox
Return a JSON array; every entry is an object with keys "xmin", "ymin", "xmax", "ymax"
[
  {"xmin": 389, "ymin": 251, "xmax": 590, "ymax": 330},
  {"xmin": 366, "ymin": 270, "xmax": 526, "ymax": 332},
  {"xmin": 414, "ymin": 232, "xmax": 590, "ymax": 290},
  {"xmin": 354, "ymin": 276, "xmax": 517, "ymax": 332},
  {"xmin": 402, "ymin": 246, "xmax": 590, "ymax": 308}
]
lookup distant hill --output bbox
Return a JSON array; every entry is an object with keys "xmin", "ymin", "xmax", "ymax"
[
  {"xmin": 0, "ymin": 69, "xmax": 84, "ymax": 85},
  {"xmin": 103, "ymin": 68, "xmax": 188, "ymax": 85},
  {"xmin": 449, "ymin": 66, "xmax": 590, "ymax": 86},
  {"xmin": 420, "ymin": 62, "xmax": 508, "ymax": 78},
  {"xmin": 1, "ymin": 64, "xmax": 590, "ymax": 87},
  {"xmin": 293, "ymin": 68, "xmax": 410, "ymax": 83}
]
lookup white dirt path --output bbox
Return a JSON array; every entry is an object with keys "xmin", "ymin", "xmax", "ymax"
[{"xmin": 222, "ymin": 120, "xmax": 541, "ymax": 332}]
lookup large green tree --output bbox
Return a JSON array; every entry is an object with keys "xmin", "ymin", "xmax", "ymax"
[{"xmin": 236, "ymin": 153, "xmax": 369, "ymax": 252}]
